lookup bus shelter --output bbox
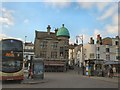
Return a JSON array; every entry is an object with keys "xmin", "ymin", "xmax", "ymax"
[{"xmin": 32, "ymin": 58, "xmax": 44, "ymax": 79}]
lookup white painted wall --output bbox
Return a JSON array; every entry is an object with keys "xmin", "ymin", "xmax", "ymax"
[{"xmin": 75, "ymin": 42, "xmax": 119, "ymax": 63}]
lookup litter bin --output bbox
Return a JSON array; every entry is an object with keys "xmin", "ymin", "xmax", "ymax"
[{"xmin": 32, "ymin": 58, "xmax": 44, "ymax": 79}]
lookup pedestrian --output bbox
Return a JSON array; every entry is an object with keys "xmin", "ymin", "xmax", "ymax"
[
  {"xmin": 109, "ymin": 67, "xmax": 113, "ymax": 78},
  {"xmin": 88, "ymin": 66, "xmax": 91, "ymax": 77},
  {"xmin": 112, "ymin": 66, "xmax": 116, "ymax": 77},
  {"xmin": 27, "ymin": 66, "xmax": 30, "ymax": 79},
  {"xmin": 28, "ymin": 66, "xmax": 33, "ymax": 79},
  {"xmin": 107, "ymin": 65, "xmax": 111, "ymax": 77},
  {"xmin": 77, "ymin": 61, "xmax": 80, "ymax": 74},
  {"xmin": 82, "ymin": 65, "xmax": 85, "ymax": 75}
]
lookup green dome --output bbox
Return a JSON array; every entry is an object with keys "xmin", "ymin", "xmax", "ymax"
[{"xmin": 56, "ymin": 24, "xmax": 70, "ymax": 38}]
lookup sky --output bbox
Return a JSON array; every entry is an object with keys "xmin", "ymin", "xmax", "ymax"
[{"xmin": 0, "ymin": 0, "xmax": 119, "ymax": 44}]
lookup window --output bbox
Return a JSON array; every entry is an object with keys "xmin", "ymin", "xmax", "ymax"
[
  {"xmin": 40, "ymin": 41, "xmax": 47, "ymax": 48},
  {"xmin": 65, "ymin": 51, "xmax": 68, "ymax": 59},
  {"xmin": 116, "ymin": 56, "xmax": 120, "ymax": 60},
  {"xmin": 51, "ymin": 42, "xmax": 57, "ymax": 49},
  {"xmin": 40, "ymin": 51, "xmax": 46, "ymax": 58},
  {"xmin": 116, "ymin": 48, "xmax": 120, "ymax": 53},
  {"xmin": 106, "ymin": 54, "xmax": 110, "ymax": 60},
  {"xmin": 96, "ymin": 54, "xmax": 100, "ymax": 59},
  {"xmin": 60, "ymin": 47, "xmax": 64, "ymax": 56},
  {"xmin": 106, "ymin": 48, "xmax": 110, "ymax": 52},
  {"xmin": 28, "ymin": 47, "xmax": 31, "ymax": 49},
  {"xmin": 64, "ymin": 41, "xmax": 68, "ymax": 46},
  {"xmin": 60, "ymin": 47, "xmax": 63, "ymax": 51},
  {"xmin": 60, "ymin": 53, "xmax": 63, "ymax": 57},
  {"xmin": 2, "ymin": 40, "xmax": 23, "ymax": 51},
  {"xmin": 77, "ymin": 54, "xmax": 80, "ymax": 57},
  {"xmin": 97, "ymin": 47, "xmax": 100, "ymax": 51},
  {"xmin": 90, "ymin": 53, "xmax": 94, "ymax": 59},
  {"xmin": 115, "ymin": 41, "xmax": 119, "ymax": 45},
  {"xmin": 31, "ymin": 47, "xmax": 34, "ymax": 49},
  {"xmin": 2, "ymin": 60, "xmax": 22, "ymax": 73},
  {"xmin": 51, "ymin": 52, "xmax": 57, "ymax": 58}
]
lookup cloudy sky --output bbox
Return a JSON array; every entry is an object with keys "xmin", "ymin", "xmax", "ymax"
[{"xmin": 0, "ymin": 0, "xmax": 119, "ymax": 44}]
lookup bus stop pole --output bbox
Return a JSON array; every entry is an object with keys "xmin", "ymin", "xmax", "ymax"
[{"xmin": 30, "ymin": 56, "xmax": 33, "ymax": 78}]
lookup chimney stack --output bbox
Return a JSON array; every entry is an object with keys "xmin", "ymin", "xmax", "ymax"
[
  {"xmin": 62, "ymin": 24, "xmax": 64, "ymax": 27},
  {"xmin": 55, "ymin": 28, "xmax": 58, "ymax": 35},
  {"xmin": 47, "ymin": 25, "xmax": 51, "ymax": 35},
  {"xmin": 116, "ymin": 36, "xmax": 119, "ymax": 39},
  {"xmin": 96, "ymin": 34, "xmax": 102, "ymax": 45},
  {"xmin": 90, "ymin": 37, "xmax": 94, "ymax": 44}
]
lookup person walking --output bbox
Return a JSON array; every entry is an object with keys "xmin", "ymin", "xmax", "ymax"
[
  {"xmin": 112, "ymin": 66, "xmax": 116, "ymax": 77},
  {"xmin": 28, "ymin": 66, "xmax": 33, "ymax": 79},
  {"xmin": 77, "ymin": 61, "xmax": 80, "ymax": 74},
  {"xmin": 27, "ymin": 66, "xmax": 31, "ymax": 79},
  {"xmin": 109, "ymin": 67, "xmax": 113, "ymax": 78},
  {"xmin": 88, "ymin": 66, "xmax": 91, "ymax": 77},
  {"xmin": 82, "ymin": 65, "xmax": 85, "ymax": 75}
]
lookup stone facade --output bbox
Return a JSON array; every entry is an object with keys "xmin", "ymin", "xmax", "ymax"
[
  {"xmin": 34, "ymin": 24, "xmax": 70, "ymax": 61},
  {"xmin": 34, "ymin": 24, "xmax": 70, "ymax": 71}
]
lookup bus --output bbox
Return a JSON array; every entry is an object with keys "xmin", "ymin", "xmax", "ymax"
[{"xmin": 0, "ymin": 39, "xmax": 24, "ymax": 81}]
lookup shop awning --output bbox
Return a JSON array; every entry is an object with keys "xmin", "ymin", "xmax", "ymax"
[
  {"xmin": 104, "ymin": 61, "xmax": 120, "ymax": 65},
  {"xmin": 93, "ymin": 59, "xmax": 104, "ymax": 64}
]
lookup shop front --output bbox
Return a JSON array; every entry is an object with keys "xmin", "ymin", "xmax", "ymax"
[
  {"xmin": 94, "ymin": 59, "xmax": 104, "ymax": 77},
  {"xmin": 84, "ymin": 59, "xmax": 95, "ymax": 76},
  {"xmin": 104, "ymin": 61, "xmax": 120, "ymax": 77}
]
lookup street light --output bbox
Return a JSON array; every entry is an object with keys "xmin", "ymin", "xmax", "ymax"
[
  {"xmin": 25, "ymin": 36, "xmax": 27, "ymax": 44},
  {"xmin": 24, "ymin": 36, "xmax": 27, "ymax": 67},
  {"xmin": 24, "ymin": 36, "xmax": 27, "ymax": 54},
  {"xmin": 76, "ymin": 35, "xmax": 84, "ymax": 75},
  {"xmin": 76, "ymin": 35, "xmax": 83, "ymax": 66}
]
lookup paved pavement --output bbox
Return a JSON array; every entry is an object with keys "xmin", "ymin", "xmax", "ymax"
[
  {"xmin": 2, "ymin": 69, "xmax": 119, "ymax": 88},
  {"xmin": 21, "ymin": 78, "xmax": 48, "ymax": 84},
  {"xmin": 23, "ymin": 69, "xmax": 119, "ymax": 84},
  {"xmin": 82, "ymin": 75, "xmax": 118, "ymax": 83},
  {"xmin": 74, "ymin": 66, "xmax": 119, "ymax": 83}
]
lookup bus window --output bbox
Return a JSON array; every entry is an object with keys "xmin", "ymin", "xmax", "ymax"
[
  {"xmin": 2, "ymin": 60, "xmax": 22, "ymax": 73},
  {"xmin": 2, "ymin": 40, "xmax": 23, "ymax": 51},
  {"xmin": 0, "ymin": 41, "xmax": 2, "ymax": 51},
  {"xmin": 0, "ymin": 41, "xmax": 2, "ymax": 67}
]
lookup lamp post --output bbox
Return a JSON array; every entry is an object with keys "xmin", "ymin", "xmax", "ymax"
[
  {"xmin": 25, "ymin": 36, "xmax": 27, "ymax": 44},
  {"xmin": 24, "ymin": 36, "xmax": 27, "ymax": 67},
  {"xmin": 24, "ymin": 36, "xmax": 27, "ymax": 54},
  {"xmin": 76, "ymin": 35, "xmax": 83, "ymax": 66},
  {"xmin": 76, "ymin": 35, "xmax": 84, "ymax": 75}
]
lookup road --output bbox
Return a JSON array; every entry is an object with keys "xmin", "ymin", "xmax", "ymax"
[{"xmin": 2, "ymin": 70, "xmax": 119, "ymax": 88}]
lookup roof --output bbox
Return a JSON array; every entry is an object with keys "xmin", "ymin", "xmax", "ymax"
[
  {"xmin": 102, "ymin": 37, "xmax": 112, "ymax": 45},
  {"xmin": 56, "ymin": 24, "xmax": 70, "ymax": 38},
  {"xmin": 25, "ymin": 42, "xmax": 34, "ymax": 46},
  {"xmin": 35, "ymin": 31, "xmax": 57, "ymax": 40}
]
